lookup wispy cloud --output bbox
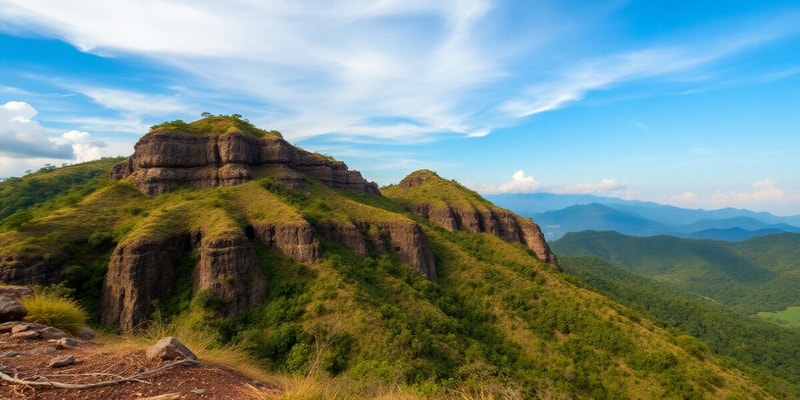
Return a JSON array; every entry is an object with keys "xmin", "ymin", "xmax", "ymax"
[
  {"xmin": 659, "ymin": 179, "xmax": 800, "ymax": 214},
  {"xmin": 479, "ymin": 170, "xmax": 630, "ymax": 197},
  {"xmin": 1, "ymin": 1, "xmax": 799, "ymax": 143}
]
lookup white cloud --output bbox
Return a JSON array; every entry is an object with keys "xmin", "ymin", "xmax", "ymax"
[
  {"xmin": 1, "ymin": 1, "xmax": 799, "ymax": 144},
  {"xmin": 0, "ymin": 101, "xmax": 107, "ymax": 175},
  {"xmin": 657, "ymin": 179, "xmax": 800, "ymax": 214},
  {"xmin": 0, "ymin": 0, "xmax": 503, "ymax": 141},
  {"xmin": 55, "ymin": 130, "xmax": 106, "ymax": 162},
  {"xmin": 0, "ymin": 101, "xmax": 73, "ymax": 158},
  {"xmin": 479, "ymin": 170, "xmax": 629, "ymax": 197}
]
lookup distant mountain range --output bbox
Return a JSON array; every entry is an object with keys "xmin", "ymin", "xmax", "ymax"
[{"xmin": 485, "ymin": 193, "xmax": 800, "ymax": 240}]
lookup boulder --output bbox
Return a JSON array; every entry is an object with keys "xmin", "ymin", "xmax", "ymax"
[
  {"xmin": 146, "ymin": 337, "xmax": 197, "ymax": 361},
  {"xmin": 77, "ymin": 327, "xmax": 96, "ymax": 341},
  {"xmin": 39, "ymin": 326, "xmax": 68, "ymax": 340},
  {"xmin": 0, "ymin": 296, "xmax": 27, "ymax": 322}
]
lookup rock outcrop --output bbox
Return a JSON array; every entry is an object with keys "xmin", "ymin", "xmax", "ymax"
[
  {"xmin": 101, "ymin": 234, "xmax": 198, "ymax": 330},
  {"xmin": 111, "ymin": 131, "xmax": 380, "ymax": 197},
  {"xmin": 101, "ymin": 215, "xmax": 438, "ymax": 330},
  {"xmin": 391, "ymin": 171, "xmax": 559, "ymax": 268},
  {"xmin": 192, "ymin": 234, "xmax": 267, "ymax": 318},
  {"xmin": 0, "ymin": 254, "xmax": 67, "ymax": 287}
]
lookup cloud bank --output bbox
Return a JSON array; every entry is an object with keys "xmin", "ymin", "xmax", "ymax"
[{"xmin": 0, "ymin": 101, "xmax": 105, "ymax": 174}]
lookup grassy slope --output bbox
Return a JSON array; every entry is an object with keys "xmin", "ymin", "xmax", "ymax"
[
  {"xmin": 559, "ymin": 255, "xmax": 800, "ymax": 397},
  {"xmin": 552, "ymin": 230, "xmax": 800, "ymax": 313},
  {"xmin": 0, "ymin": 158, "xmax": 776, "ymax": 398}
]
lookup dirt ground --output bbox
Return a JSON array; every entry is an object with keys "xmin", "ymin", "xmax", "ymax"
[{"xmin": 0, "ymin": 333, "xmax": 281, "ymax": 399}]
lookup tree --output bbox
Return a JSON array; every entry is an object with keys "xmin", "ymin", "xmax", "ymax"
[{"xmin": 200, "ymin": 111, "xmax": 212, "ymax": 118}]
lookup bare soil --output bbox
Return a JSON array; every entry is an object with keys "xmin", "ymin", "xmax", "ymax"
[{"xmin": 0, "ymin": 333, "xmax": 281, "ymax": 399}]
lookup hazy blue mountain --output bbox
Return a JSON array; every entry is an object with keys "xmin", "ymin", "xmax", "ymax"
[
  {"xmin": 531, "ymin": 203, "xmax": 667, "ymax": 239},
  {"xmin": 487, "ymin": 192, "xmax": 800, "ymax": 240}
]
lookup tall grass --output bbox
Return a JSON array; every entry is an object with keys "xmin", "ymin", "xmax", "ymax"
[{"xmin": 21, "ymin": 291, "xmax": 89, "ymax": 335}]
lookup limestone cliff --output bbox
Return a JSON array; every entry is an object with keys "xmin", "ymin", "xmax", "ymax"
[{"xmin": 111, "ymin": 125, "xmax": 379, "ymax": 197}]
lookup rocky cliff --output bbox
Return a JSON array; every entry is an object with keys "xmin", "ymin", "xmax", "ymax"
[
  {"xmin": 386, "ymin": 170, "xmax": 559, "ymax": 268},
  {"xmin": 100, "ymin": 216, "xmax": 437, "ymax": 329},
  {"xmin": 111, "ymin": 126, "xmax": 379, "ymax": 197}
]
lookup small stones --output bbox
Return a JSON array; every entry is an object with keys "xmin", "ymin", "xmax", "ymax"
[
  {"xmin": 11, "ymin": 330, "xmax": 41, "ymax": 340},
  {"xmin": 48, "ymin": 354, "xmax": 75, "ymax": 368},
  {"xmin": 50, "ymin": 337, "xmax": 78, "ymax": 349}
]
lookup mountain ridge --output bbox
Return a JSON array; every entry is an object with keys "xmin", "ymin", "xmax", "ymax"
[
  {"xmin": 486, "ymin": 193, "xmax": 800, "ymax": 240},
  {"xmin": 0, "ymin": 116, "xmax": 786, "ymax": 398}
]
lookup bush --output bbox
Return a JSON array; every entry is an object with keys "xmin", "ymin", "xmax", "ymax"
[{"xmin": 21, "ymin": 292, "xmax": 89, "ymax": 335}]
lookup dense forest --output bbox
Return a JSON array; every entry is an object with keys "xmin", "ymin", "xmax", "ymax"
[{"xmin": 552, "ymin": 230, "xmax": 800, "ymax": 313}]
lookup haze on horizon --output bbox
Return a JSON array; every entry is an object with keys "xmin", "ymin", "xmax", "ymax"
[{"xmin": 1, "ymin": 1, "xmax": 799, "ymax": 215}]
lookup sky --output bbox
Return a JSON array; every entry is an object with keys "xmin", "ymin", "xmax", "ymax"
[{"xmin": 1, "ymin": 0, "xmax": 799, "ymax": 215}]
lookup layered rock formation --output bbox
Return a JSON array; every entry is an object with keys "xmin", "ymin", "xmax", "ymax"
[
  {"xmin": 391, "ymin": 171, "xmax": 559, "ymax": 268},
  {"xmin": 101, "ymin": 218, "xmax": 436, "ymax": 330},
  {"xmin": 111, "ymin": 130, "xmax": 380, "ymax": 197}
]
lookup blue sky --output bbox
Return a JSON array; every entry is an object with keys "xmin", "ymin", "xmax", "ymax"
[{"xmin": 1, "ymin": 1, "xmax": 799, "ymax": 215}]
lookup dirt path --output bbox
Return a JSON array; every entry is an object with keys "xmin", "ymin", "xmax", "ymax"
[{"xmin": 0, "ymin": 334, "xmax": 280, "ymax": 399}]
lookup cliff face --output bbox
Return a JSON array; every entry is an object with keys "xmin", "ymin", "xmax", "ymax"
[
  {"xmin": 389, "ymin": 171, "xmax": 559, "ymax": 268},
  {"xmin": 111, "ymin": 132, "xmax": 380, "ymax": 197},
  {"xmin": 99, "ymin": 218, "xmax": 437, "ymax": 330},
  {"xmin": 0, "ymin": 254, "xmax": 67, "ymax": 287}
]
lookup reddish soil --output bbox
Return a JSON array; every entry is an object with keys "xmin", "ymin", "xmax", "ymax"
[{"xmin": 0, "ymin": 334, "xmax": 281, "ymax": 399}]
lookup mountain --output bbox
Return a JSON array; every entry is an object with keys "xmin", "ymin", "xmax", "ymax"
[
  {"xmin": 0, "ymin": 115, "xmax": 785, "ymax": 398},
  {"xmin": 551, "ymin": 230, "xmax": 800, "ymax": 314},
  {"xmin": 531, "ymin": 203, "xmax": 668, "ymax": 238},
  {"xmin": 486, "ymin": 193, "xmax": 800, "ymax": 240}
]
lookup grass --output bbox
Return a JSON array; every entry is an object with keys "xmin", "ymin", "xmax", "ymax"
[
  {"xmin": 149, "ymin": 115, "xmax": 282, "ymax": 139},
  {"xmin": 757, "ymin": 306, "xmax": 800, "ymax": 328},
  {"xmin": 20, "ymin": 291, "xmax": 89, "ymax": 335}
]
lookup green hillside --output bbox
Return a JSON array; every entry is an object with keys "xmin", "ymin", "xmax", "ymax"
[
  {"xmin": 560, "ymin": 255, "xmax": 800, "ymax": 396},
  {"xmin": 0, "ymin": 120, "xmax": 785, "ymax": 398},
  {"xmin": 552, "ymin": 230, "xmax": 800, "ymax": 313}
]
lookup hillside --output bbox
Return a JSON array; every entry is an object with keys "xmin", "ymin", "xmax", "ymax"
[
  {"xmin": 559, "ymin": 255, "xmax": 800, "ymax": 395},
  {"xmin": 0, "ymin": 116, "xmax": 783, "ymax": 398},
  {"xmin": 552, "ymin": 230, "xmax": 800, "ymax": 313}
]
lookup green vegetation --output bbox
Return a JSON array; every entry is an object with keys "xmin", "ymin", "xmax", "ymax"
[
  {"xmin": 149, "ymin": 113, "xmax": 282, "ymax": 139},
  {"xmin": 382, "ymin": 169, "xmax": 500, "ymax": 216},
  {"xmin": 0, "ymin": 157, "xmax": 124, "ymax": 225},
  {"xmin": 552, "ymin": 230, "xmax": 800, "ymax": 313},
  {"xmin": 758, "ymin": 306, "xmax": 800, "ymax": 328},
  {"xmin": 559, "ymin": 255, "xmax": 800, "ymax": 397},
  {"xmin": 21, "ymin": 287, "xmax": 89, "ymax": 335}
]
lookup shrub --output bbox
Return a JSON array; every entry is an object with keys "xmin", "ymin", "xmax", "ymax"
[{"xmin": 21, "ymin": 291, "xmax": 89, "ymax": 335}]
